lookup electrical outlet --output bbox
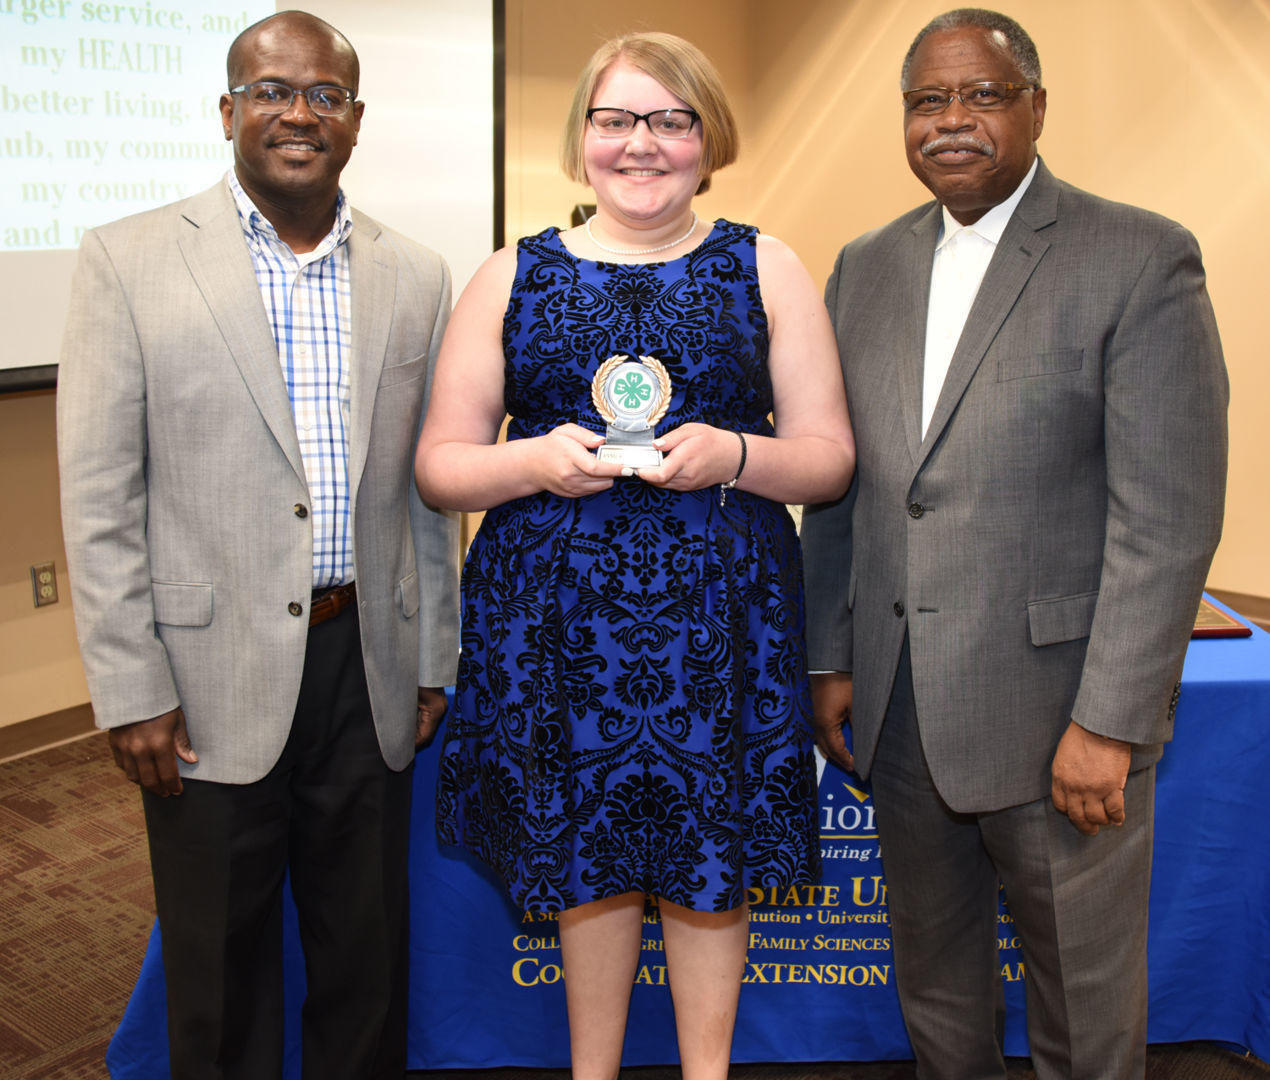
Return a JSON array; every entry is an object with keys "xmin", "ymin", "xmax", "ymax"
[{"xmin": 31, "ymin": 562, "xmax": 58, "ymax": 607}]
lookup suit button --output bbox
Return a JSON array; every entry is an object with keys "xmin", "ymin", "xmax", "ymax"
[
  {"xmin": 893, "ymin": 601, "xmax": 905, "ymax": 617},
  {"xmin": 908, "ymin": 502, "xmax": 925, "ymax": 519},
  {"xmin": 288, "ymin": 601, "xmax": 304, "ymax": 617},
  {"xmin": 293, "ymin": 504, "xmax": 308, "ymax": 518}
]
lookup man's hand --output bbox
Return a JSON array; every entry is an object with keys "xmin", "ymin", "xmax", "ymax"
[
  {"xmin": 1051, "ymin": 720, "xmax": 1132, "ymax": 836},
  {"xmin": 811, "ymin": 672, "xmax": 855, "ymax": 772},
  {"xmin": 416, "ymin": 686, "xmax": 448, "ymax": 749},
  {"xmin": 108, "ymin": 707, "xmax": 197, "ymax": 797}
]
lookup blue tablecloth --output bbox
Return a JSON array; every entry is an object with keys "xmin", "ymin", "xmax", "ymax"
[{"xmin": 107, "ymin": 597, "xmax": 1270, "ymax": 1075}]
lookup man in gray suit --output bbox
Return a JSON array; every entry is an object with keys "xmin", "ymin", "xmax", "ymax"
[
  {"xmin": 57, "ymin": 11, "xmax": 457, "ymax": 1077},
  {"xmin": 801, "ymin": 9, "xmax": 1227, "ymax": 1078}
]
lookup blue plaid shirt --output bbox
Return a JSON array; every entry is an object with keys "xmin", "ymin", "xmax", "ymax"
[{"xmin": 228, "ymin": 171, "xmax": 354, "ymax": 589}]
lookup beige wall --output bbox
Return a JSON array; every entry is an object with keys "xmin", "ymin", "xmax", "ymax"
[
  {"xmin": 506, "ymin": 0, "xmax": 1269, "ymax": 597},
  {"xmin": 0, "ymin": 391, "xmax": 89, "ymax": 727}
]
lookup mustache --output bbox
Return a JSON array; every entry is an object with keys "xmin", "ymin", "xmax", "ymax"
[{"xmin": 922, "ymin": 134, "xmax": 994, "ymax": 157}]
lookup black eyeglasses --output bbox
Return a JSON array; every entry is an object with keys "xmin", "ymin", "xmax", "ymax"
[
  {"xmin": 902, "ymin": 82, "xmax": 1036, "ymax": 115},
  {"xmin": 586, "ymin": 108, "xmax": 699, "ymax": 139},
  {"xmin": 229, "ymin": 81, "xmax": 357, "ymax": 117}
]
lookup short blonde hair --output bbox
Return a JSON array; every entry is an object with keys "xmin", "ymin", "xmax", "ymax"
[{"xmin": 560, "ymin": 32, "xmax": 739, "ymax": 196}]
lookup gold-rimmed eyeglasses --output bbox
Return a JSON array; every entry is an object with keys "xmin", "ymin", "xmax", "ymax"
[{"xmin": 902, "ymin": 82, "xmax": 1036, "ymax": 115}]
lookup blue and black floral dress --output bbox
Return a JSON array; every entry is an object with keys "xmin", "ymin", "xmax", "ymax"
[{"xmin": 436, "ymin": 221, "xmax": 820, "ymax": 912}]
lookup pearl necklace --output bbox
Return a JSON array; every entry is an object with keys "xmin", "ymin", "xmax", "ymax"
[{"xmin": 585, "ymin": 212, "xmax": 698, "ymax": 256}]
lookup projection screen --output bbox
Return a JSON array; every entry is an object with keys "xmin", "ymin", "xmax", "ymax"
[{"xmin": 0, "ymin": 0, "xmax": 499, "ymax": 390}]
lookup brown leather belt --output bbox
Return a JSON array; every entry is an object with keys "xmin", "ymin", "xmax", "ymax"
[{"xmin": 310, "ymin": 581, "xmax": 356, "ymax": 627}]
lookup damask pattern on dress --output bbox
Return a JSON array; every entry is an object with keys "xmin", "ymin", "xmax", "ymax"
[{"xmin": 437, "ymin": 221, "xmax": 820, "ymax": 913}]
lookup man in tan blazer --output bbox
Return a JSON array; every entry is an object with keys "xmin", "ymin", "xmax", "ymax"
[
  {"xmin": 801, "ymin": 9, "xmax": 1227, "ymax": 1079},
  {"xmin": 57, "ymin": 12, "xmax": 458, "ymax": 1077}
]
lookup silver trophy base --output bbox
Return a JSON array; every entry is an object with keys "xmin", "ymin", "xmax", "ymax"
[{"xmin": 596, "ymin": 444, "xmax": 664, "ymax": 469}]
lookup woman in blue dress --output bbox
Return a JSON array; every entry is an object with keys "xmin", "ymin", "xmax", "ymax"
[{"xmin": 415, "ymin": 31, "xmax": 854, "ymax": 1080}]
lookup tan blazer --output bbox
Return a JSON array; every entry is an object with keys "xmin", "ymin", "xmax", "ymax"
[
  {"xmin": 801, "ymin": 160, "xmax": 1228, "ymax": 812},
  {"xmin": 57, "ymin": 179, "xmax": 460, "ymax": 784}
]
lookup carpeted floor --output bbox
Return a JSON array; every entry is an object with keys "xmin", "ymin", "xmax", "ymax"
[
  {"xmin": 0, "ymin": 734, "xmax": 155, "ymax": 1080},
  {"xmin": 1, "ymin": 731, "xmax": 1266, "ymax": 1080},
  {"xmin": 424, "ymin": 1055, "xmax": 1270, "ymax": 1080}
]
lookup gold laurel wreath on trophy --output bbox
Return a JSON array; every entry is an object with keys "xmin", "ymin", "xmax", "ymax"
[{"xmin": 590, "ymin": 354, "xmax": 672, "ymax": 426}]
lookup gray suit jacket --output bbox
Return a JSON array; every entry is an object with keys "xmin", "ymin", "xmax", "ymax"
[
  {"xmin": 57, "ymin": 179, "xmax": 460, "ymax": 784},
  {"xmin": 801, "ymin": 160, "xmax": 1228, "ymax": 812}
]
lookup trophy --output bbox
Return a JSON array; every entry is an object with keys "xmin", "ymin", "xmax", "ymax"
[{"xmin": 590, "ymin": 354, "xmax": 673, "ymax": 469}]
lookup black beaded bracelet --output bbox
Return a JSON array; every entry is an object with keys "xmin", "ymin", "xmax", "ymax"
[{"xmin": 720, "ymin": 432, "xmax": 747, "ymax": 506}]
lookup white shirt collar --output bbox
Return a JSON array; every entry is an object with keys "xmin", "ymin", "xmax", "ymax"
[{"xmin": 936, "ymin": 156, "xmax": 1038, "ymax": 250}]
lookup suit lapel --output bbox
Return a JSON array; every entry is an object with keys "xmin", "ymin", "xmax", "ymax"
[
  {"xmin": 346, "ymin": 211, "xmax": 396, "ymax": 508},
  {"xmin": 917, "ymin": 162, "xmax": 1059, "ymax": 469},
  {"xmin": 898, "ymin": 206, "xmax": 941, "ymax": 465},
  {"xmin": 177, "ymin": 182, "xmax": 306, "ymax": 486}
]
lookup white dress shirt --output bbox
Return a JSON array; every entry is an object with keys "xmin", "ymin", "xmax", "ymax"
[{"xmin": 921, "ymin": 158, "xmax": 1038, "ymax": 438}]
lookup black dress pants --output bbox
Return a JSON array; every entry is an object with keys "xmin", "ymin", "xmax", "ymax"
[{"xmin": 143, "ymin": 605, "xmax": 413, "ymax": 1080}]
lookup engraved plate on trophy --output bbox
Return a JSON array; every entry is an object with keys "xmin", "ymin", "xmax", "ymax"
[{"xmin": 590, "ymin": 354, "xmax": 673, "ymax": 469}]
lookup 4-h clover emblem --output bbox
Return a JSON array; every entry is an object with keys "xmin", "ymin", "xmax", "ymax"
[
  {"xmin": 590, "ymin": 354, "xmax": 673, "ymax": 470},
  {"xmin": 614, "ymin": 372, "xmax": 652, "ymax": 410}
]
